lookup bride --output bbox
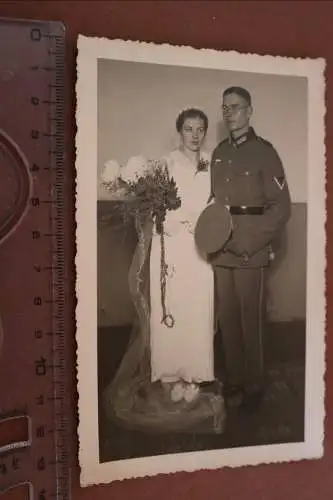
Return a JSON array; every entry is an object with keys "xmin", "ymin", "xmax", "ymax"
[
  {"xmin": 149, "ymin": 108, "xmax": 215, "ymax": 396},
  {"xmin": 101, "ymin": 108, "xmax": 224, "ymax": 432}
]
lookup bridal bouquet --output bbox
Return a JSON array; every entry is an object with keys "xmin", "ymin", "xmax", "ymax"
[
  {"xmin": 101, "ymin": 155, "xmax": 181, "ymax": 329},
  {"xmin": 101, "ymin": 156, "xmax": 181, "ymax": 233}
]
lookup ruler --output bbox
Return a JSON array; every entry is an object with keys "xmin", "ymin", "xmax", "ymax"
[{"xmin": 0, "ymin": 18, "xmax": 70, "ymax": 500}]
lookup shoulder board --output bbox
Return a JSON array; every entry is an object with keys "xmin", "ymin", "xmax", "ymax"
[{"xmin": 256, "ymin": 136, "xmax": 273, "ymax": 147}]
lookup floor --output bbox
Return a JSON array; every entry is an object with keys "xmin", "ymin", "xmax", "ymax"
[{"xmin": 97, "ymin": 321, "xmax": 305, "ymax": 462}]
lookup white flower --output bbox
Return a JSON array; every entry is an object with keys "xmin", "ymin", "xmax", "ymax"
[
  {"xmin": 101, "ymin": 159, "xmax": 121, "ymax": 184},
  {"xmin": 120, "ymin": 155, "xmax": 151, "ymax": 183}
]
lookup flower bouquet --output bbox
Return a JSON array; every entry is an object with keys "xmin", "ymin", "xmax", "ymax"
[
  {"xmin": 101, "ymin": 156, "xmax": 182, "ymax": 329},
  {"xmin": 101, "ymin": 156, "xmax": 181, "ymax": 234}
]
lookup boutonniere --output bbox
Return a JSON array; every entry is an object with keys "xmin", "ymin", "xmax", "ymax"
[{"xmin": 195, "ymin": 158, "xmax": 210, "ymax": 174}]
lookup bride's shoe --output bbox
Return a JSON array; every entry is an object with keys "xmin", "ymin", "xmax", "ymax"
[
  {"xmin": 170, "ymin": 381, "xmax": 185, "ymax": 402},
  {"xmin": 183, "ymin": 383, "xmax": 200, "ymax": 403}
]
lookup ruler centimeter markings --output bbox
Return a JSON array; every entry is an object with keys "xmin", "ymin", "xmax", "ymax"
[{"xmin": 0, "ymin": 18, "xmax": 70, "ymax": 500}]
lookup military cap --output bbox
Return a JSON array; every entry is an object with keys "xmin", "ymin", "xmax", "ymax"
[{"xmin": 194, "ymin": 201, "xmax": 232, "ymax": 254}]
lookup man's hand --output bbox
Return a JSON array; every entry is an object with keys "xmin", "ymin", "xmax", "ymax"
[{"xmin": 224, "ymin": 238, "xmax": 247, "ymax": 257}]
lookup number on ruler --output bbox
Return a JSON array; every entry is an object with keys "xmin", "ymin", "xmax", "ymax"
[
  {"xmin": 37, "ymin": 456, "xmax": 46, "ymax": 471},
  {"xmin": 35, "ymin": 357, "xmax": 47, "ymax": 376},
  {"xmin": 31, "ymin": 130, "xmax": 40, "ymax": 139},
  {"xmin": 36, "ymin": 394, "xmax": 44, "ymax": 406},
  {"xmin": 39, "ymin": 490, "xmax": 47, "ymax": 500},
  {"xmin": 0, "ymin": 457, "xmax": 20, "ymax": 475},
  {"xmin": 36, "ymin": 426, "xmax": 45, "ymax": 438},
  {"xmin": 0, "ymin": 463, "xmax": 7, "ymax": 475},
  {"xmin": 31, "ymin": 163, "xmax": 40, "ymax": 172},
  {"xmin": 31, "ymin": 197, "xmax": 40, "ymax": 207},
  {"xmin": 32, "ymin": 230, "xmax": 41, "ymax": 240},
  {"xmin": 34, "ymin": 328, "xmax": 43, "ymax": 339},
  {"xmin": 30, "ymin": 28, "xmax": 42, "ymax": 42}
]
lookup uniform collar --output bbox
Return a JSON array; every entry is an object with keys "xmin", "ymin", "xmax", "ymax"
[{"xmin": 229, "ymin": 127, "xmax": 256, "ymax": 147}]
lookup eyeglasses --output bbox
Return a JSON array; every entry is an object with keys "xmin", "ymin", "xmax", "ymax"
[{"xmin": 221, "ymin": 104, "xmax": 248, "ymax": 115}]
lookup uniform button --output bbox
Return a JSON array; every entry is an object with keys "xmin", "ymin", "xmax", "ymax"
[
  {"xmin": 226, "ymin": 177, "xmax": 230, "ymax": 182},
  {"xmin": 228, "ymin": 160, "xmax": 232, "ymax": 164},
  {"xmin": 245, "ymin": 171, "xmax": 249, "ymax": 175}
]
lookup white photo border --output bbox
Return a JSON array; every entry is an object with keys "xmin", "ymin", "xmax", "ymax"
[{"xmin": 75, "ymin": 35, "xmax": 326, "ymax": 487}]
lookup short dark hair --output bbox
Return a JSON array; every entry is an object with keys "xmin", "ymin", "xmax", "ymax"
[
  {"xmin": 223, "ymin": 86, "xmax": 252, "ymax": 106},
  {"xmin": 176, "ymin": 108, "xmax": 208, "ymax": 133}
]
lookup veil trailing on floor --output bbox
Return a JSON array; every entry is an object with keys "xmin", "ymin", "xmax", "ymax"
[{"xmin": 102, "ymin": 214, "xmax": 226, "ymax": 434}]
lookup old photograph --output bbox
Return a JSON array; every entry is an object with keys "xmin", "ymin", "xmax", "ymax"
[{"xmin": 75, "ymin": 36, "xmax": 326, "ymax": 486}]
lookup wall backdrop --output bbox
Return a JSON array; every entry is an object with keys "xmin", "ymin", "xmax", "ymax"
[{"xmin": 97, "ymin": 59, "xmax": 308, "ymax": 325}]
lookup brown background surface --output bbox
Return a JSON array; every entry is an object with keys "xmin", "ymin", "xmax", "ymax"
[{"xmin": 0, "ymin": 1, "xmax": 331, "ymax": 499}]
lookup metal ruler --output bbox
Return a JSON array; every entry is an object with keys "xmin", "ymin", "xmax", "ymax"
[{"xmin": 0, "ymin": 18, "xmax": 70, "ymax": 500}]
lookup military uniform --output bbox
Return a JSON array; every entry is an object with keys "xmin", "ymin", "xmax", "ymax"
[{"xmin": 209, "ymin": 127, "xmax": 291, "ymax": 393}]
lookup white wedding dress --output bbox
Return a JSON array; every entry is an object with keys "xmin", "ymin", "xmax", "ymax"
[{"xmin": 149, "ymin": 149, "xmax": 215, "ymax": 383}]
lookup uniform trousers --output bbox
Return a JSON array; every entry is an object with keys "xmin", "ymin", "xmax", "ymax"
[{"xmin": 214, "ymin": 266, "xmax": 266, "ymax": 392}]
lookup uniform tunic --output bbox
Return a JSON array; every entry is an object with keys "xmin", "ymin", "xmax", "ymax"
[
  {"xmin": 150, "ymin": 149, "xmax": 215, "ymax": 383},
  {"xmin": 210, "ymin": 127, "xmax": 291, "ymax": 390}
]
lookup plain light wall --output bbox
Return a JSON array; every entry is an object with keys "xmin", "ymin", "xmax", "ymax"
[
  {"xmin": 97, "ymin": 59, "xmax": 308, "ymax": 203},
  {"xmin": 97, "ymin": 59, "xmax": 308, "ymax": 325}
]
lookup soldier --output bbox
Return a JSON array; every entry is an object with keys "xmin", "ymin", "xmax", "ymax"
[{"xmin": 210, "ymin": 86, "xmax": 291, "ymax": 413}]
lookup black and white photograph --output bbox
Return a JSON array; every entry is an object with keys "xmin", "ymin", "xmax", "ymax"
[{"xmin": 75, "ymin": 37, "xmax": 326, "ymax": 486}]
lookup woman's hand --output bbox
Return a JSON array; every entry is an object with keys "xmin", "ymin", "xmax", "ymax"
[{"xmin": 180, "ymin": 220, "xmax": 194, "ymax": 234}]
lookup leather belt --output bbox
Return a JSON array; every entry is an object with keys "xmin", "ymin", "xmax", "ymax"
[{"xmin": 228, "ymin": 206, "xmax": 265, "ymax": 215}]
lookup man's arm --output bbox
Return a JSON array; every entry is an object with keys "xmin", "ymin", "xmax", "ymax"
[
  {"xmin": 207, "ymin": 151, "xmax": 216, "ymax": 204},
  {"xmin": 225, "ymin": 146, "xmax": 292, "ymax": 257}
]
